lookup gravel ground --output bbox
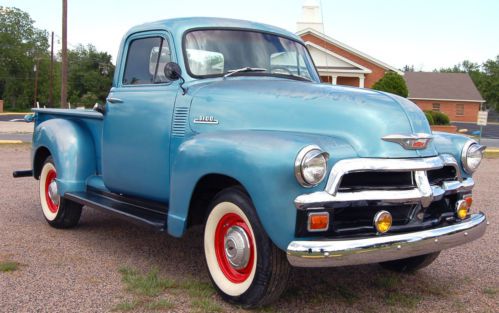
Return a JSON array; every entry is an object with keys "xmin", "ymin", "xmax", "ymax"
[{"xmin": 0, "ymin": 145, "xmax": 497, "ymax": 313}]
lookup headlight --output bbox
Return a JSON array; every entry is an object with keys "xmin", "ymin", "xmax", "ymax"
[
  {"xmin": 295, "ymin": 145, "xmax": 329, "ymax": 187},
  {"xmin": 461, "ymin": 141, "xmax": 485, "ymax": 174}
]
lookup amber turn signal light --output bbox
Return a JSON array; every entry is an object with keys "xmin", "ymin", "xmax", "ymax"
[
  {"xmin": 374, "ymin": 210, "xmax": 392, "ymax": 234},
  {"xmin": 456, "ymin": 199, "xmax": 470, "ymax": 220},
  {"xmin": 307, "ymin": 212, "xmax": 329, "ymax": 232}
]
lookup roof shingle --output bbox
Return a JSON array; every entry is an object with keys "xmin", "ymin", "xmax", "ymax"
[{"xmin": 404, "ymin": 72, "xmax": 484, "ymax": 102}]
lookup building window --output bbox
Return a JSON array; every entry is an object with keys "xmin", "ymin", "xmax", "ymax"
[
  {"xmin": 456, "ymin": 103, "xmax": 464, "ymax": 116},
  {"xmin": 320, "ymin": 76, "xmax": 332, "ymax": 83},
  {"xmin": 432, "ymin": 103, "xmax": 440, "ymax": 112}
]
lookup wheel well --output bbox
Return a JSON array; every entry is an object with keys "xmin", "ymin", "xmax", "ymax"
[
  {"xmin": 187, "ymin": 174, "xmax": 244, "ymax": 227},
  {"xmin": 33, "ymin": 147, "xmax": 51, "ymax": 179}
]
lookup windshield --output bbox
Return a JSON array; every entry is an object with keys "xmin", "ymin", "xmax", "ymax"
[{"xmin": 184, "ymin": 29, "xmax": 319, "ymax": 82}]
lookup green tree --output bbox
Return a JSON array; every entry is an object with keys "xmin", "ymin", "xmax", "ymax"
[
  {"xmin": 1, "ymin": 7, "xmax": 115, "ymax": 110},
  {"xmin": 437, "ymin": 57, "xmax": 499, "ymax": 111},
  {"xmin": 0, "ymin": 6, "xmax": 50, "ymax": 109},
  {"xmin": 480, "ymin": 56, "xmax": 499, "ymax": 111},
  {"xmin": 372, "ymin": 72, "xmax": 409, "ymax": 97},
  {"xmin": 67, "ymin": 44, "xmax": 114, "ymax": 106}
]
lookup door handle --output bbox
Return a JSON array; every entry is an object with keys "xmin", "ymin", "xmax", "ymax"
[{"xmin": 107, "ymin": 97, "xmax": 123, "ymax": 104}]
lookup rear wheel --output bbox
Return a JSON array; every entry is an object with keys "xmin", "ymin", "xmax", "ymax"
[
  {"xmin": 204, "ymin": 187, "xmax": 290, "ymax": 308},
  {"xmin": 379, "ymin": 252, "xmax": 440, "ymax": 273},
  {"xmin": 39, "ymin": 156, "xmax": 82, "ymax": 228}
]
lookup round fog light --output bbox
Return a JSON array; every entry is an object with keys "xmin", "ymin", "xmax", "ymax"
[
  {"xmin": 455, "ymin": 200, "xmax": 469, "ymax": 220},
  {"xmin": 374, "ymin": 210, "xmax": 392, "ymax": 234}
]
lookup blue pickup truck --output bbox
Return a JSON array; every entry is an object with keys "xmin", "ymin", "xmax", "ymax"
[{"xmin": 15, "ymin": 17, "xmax": 487, "ymax": 307}]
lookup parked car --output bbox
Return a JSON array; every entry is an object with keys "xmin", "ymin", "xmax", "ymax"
[{"xmin": 14, "ymin": 17, "xmax": 487, "ymax": 308}]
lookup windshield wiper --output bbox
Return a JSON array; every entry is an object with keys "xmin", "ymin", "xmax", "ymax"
[{"xmin": 223, "ymin": 67, "xmax": 267, "ymax": 79}]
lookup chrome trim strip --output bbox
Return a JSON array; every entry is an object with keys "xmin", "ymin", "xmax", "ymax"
[
  {"xmin": 294, "ymin": 177, "xmax": 474, "ymax": 209},
  {"xmin": 287, "ymin": 213, "xmax": 487, "ymax": 267}
]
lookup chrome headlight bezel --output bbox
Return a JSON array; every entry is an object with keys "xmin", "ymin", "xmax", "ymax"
[
  {"xmin": 295, "ymin": 145, "xmax": 329, "ymax": 188},
  {"xmin": 461, "ymin": 141, "xmax": 485, "ymax": 174}
]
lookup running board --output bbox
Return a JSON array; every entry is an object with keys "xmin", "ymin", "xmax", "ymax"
[{"xmin": 64, "ymin": 190, "xmax": 167, "ymax": 230}]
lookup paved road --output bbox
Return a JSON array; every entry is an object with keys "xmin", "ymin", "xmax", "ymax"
[
  {"xmin": 0, "ymin": 114, "xmax": 27, "ymax": 122},
  {"xmin": 0, "ymin": 133, "xmax": 32, "ymax": 142},
  {"xmin": 1, "ymin": 145, "xmax": 498, "ymax": 312},
  {"xmin": 453, "ymin": 122, "xmax": 499, "ymax": 139}
]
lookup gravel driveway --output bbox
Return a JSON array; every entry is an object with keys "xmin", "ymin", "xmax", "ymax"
[{"xmin": 0, "ymin": 145, "xmax": 497, "ymax": 313}]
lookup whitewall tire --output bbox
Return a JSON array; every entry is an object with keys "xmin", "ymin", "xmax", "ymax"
[
  {"xmin": 39, "ymin": 156, "xmax": 82, "ymax": 228},
  {"xmin": 203, "ymin": 187, "xmax": 290, "ymax": 308}
]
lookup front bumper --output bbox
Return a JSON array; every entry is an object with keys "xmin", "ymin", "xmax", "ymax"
[{"xmin": 287, "ymin": 212, "xmax": 487, "ymax": 267}]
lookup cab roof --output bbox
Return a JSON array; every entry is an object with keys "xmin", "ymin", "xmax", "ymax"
[{"xmin": 125, "ymin": 17, "xmax": 302, "ymax": 42}]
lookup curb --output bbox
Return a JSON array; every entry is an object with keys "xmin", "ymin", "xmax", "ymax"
[
  {"xmin": 0, "ymin": 140, "xmax": 24, "ymax": 144},
  {"xmin": 0, "ymin": 112, "xmax": 30, "ymax": 116},
  {"xmin": 484, "ymin": 148, "xmax": 499, "ymax": 158}
]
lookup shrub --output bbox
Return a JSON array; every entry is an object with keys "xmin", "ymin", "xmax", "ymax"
[
  {"xmin": 424, "ymin": 111, "xmax": 435, "ymax": 125},
  {"xmin": 424, "ymin": 110, "xmax": 450, "ymax": 125},
  {"xmin": 372, "ymin": 72, "xmax": 409, "ymax": 98}
]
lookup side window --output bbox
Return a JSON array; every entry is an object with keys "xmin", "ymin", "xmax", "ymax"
[{"xmin": 123, "ymin": 37, "xmax": 171, "ymax": 85}]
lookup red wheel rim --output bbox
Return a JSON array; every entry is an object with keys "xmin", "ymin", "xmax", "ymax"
[
  {"xmin": 214, "ymin": 213, "xmax": 255, "ymax": 283},
  {"xmin": 45, "ymin": 169, "xmax": 59, "ymax": 213}
]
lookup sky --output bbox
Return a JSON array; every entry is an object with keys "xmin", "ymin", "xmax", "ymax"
[{"xmin": 2, "ymin": 0, "xmax": 498, "ymax": 71}]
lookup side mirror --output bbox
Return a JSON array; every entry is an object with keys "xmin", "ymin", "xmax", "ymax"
[{"xmin": 164, "ymin": 62, "xmax": 182, "ymax": 80}]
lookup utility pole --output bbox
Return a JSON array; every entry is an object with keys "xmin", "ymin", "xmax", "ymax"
[
  {"xmin": 49, "ymin": 31, "xmax": 54, "ymax": 107},
  {"xmin": 61, "ymin": 0, "xmax": 68, "ymax": 108},
  {"xmin": 33, "ymin": 58, "xmax": 40, "ymax": 108}
]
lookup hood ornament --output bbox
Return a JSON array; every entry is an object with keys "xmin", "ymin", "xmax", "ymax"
[{"xmin": 382, "ymin": 133, "xmax": 433, "ymax": 150}]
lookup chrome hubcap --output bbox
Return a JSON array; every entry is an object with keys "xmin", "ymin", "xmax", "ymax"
[
  {"xmin": 48, "ymin": 180, "xmax": 60, "ymax": 206},
  {"xmin": 224, "ymin": 226, "xmax": 250, "ymax": 269}
]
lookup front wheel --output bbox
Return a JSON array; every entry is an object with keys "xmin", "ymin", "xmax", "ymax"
[
  {"xmin": 39, "ymin": 156, "xmax": 82, "ymax": 228},
  {"xmin": 204, "ymin": 187, "xmax": 290, "ymax": 308},
  {"xmin": 379, "ymin": 252, "xmax": 440, "ymax": 273}
]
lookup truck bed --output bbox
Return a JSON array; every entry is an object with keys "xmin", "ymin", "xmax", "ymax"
[{"xmin": 33, "ymin": 108, "xmax": 104, "ymax": 174}]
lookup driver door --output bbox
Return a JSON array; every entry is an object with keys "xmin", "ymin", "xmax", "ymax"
[{"xmin": 102, "ymin": 31, "xmax": 178, "ymax": 204}]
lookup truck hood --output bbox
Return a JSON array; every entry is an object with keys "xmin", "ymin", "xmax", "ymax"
[{"xmin": 187, "ymin": 78, "xmax": 437, "ymax": 158}]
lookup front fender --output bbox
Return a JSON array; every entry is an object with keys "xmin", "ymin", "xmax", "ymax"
[
  {"xmin": 32, "ymin": 119, "xmax": 97, "ymax": 196},
  {"xmin": 167, "ymin": 130, "xmax": 357, "ymax": 250}
]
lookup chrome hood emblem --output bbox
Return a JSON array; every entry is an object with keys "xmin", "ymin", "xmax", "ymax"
[{"xmin": 382, "ymin": 133, "xmax": 433, "ymax": 150}]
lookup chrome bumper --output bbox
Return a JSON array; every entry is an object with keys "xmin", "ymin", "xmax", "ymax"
[{"xmin": 287, "ymin": 212, "xmax": 487, "ymax": 267}]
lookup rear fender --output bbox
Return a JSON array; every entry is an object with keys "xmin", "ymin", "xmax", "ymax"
[{"xmin": 32, "ymin": 119, "xmax": 97, "ymax": 196}]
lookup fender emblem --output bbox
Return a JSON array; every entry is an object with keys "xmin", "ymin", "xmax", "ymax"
[
  {"xmin": 193, "ymin": 115, "xmax": 219, "ymax": 125},
  {"xmin": 382, "ymin": 133, "xmax": 433, "ymax": 150}
]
